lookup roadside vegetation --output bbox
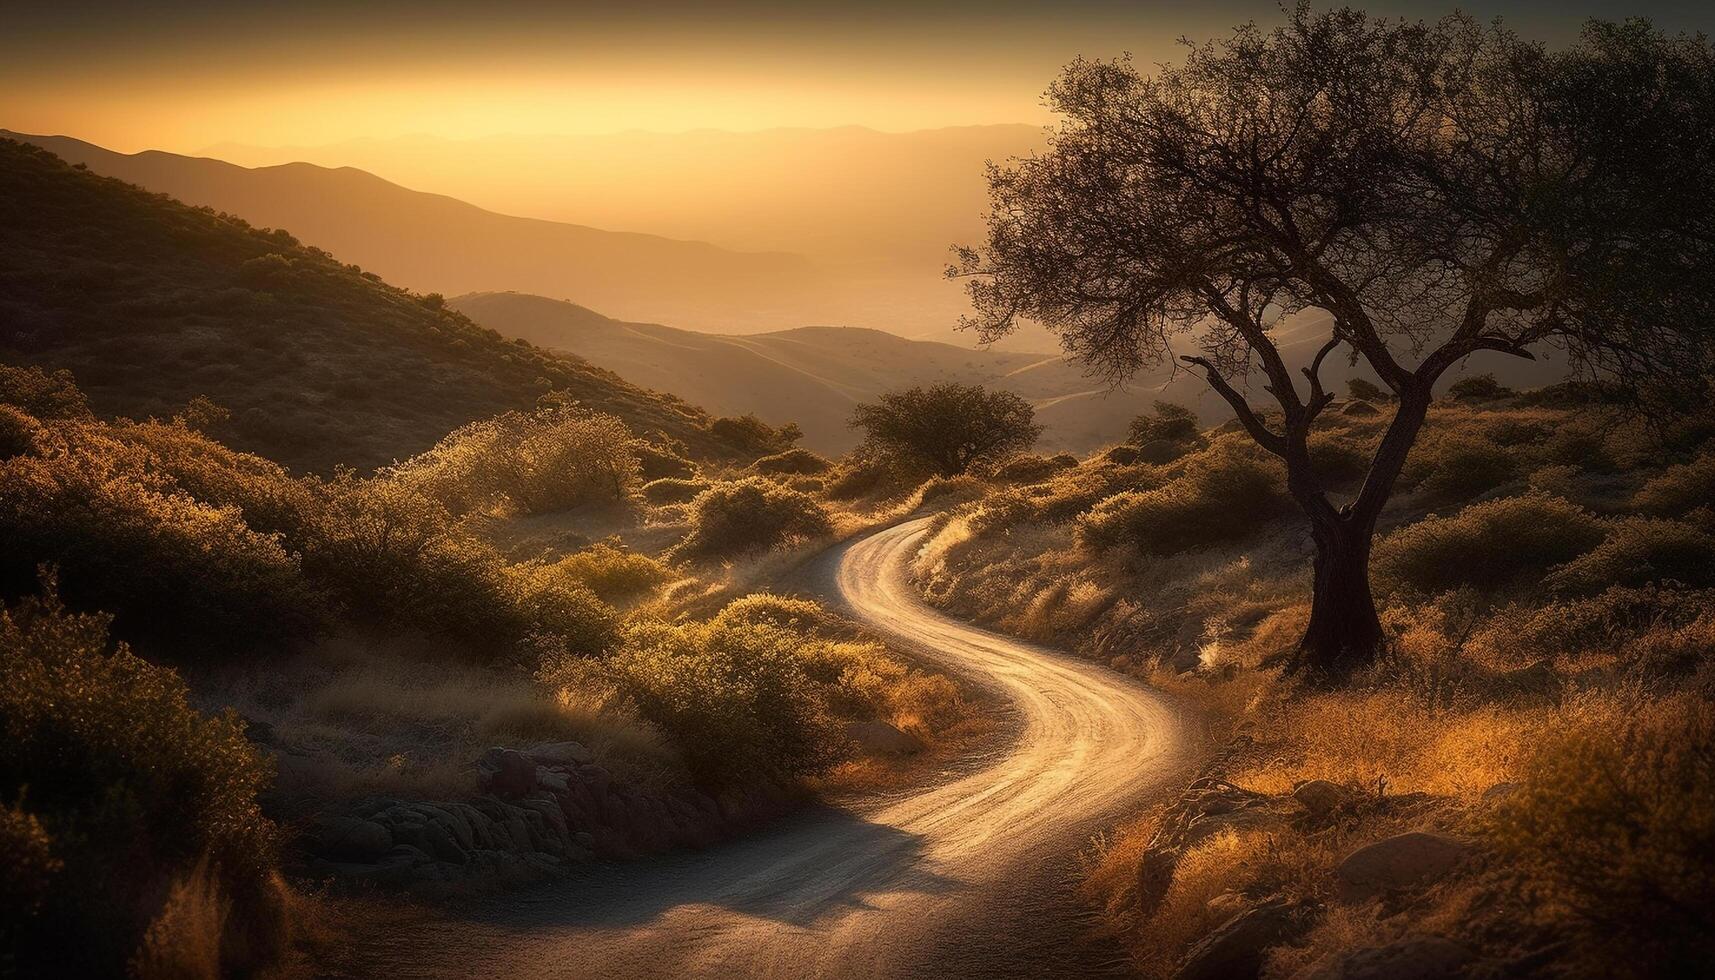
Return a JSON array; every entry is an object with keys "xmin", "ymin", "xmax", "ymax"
[
  {"xmin": 911, "ymin": 388, "xmax": 1715, "ymax": 979},
  {"xmin": 0, "ymin": 350, "xmax": 975, "ymax": 972}
]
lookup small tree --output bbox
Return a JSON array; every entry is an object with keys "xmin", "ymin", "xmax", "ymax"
[
  {"xmin": 957, "ymin": 9, "xmax": 1715, "ymax": 681},
  {"xmin": 850, "ymin": 383, "xmax": 1042, "ymax": 477}
]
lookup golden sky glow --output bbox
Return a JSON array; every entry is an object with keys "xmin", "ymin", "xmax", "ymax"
[{"xmin": 10, "ymin": 1, "xmax": 1705, "ymax": 154}]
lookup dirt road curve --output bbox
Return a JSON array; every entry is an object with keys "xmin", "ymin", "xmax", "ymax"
[{"xmin": 348, "ymin": 516, "xmax": 1200, "ymax": 978}]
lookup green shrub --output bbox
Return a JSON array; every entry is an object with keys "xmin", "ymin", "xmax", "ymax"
[
  {"xmin": 0, "ymin": 588, "xmax": 283, "ymax": 976},
  {"xmin": 747, "ymin": 448, "xmax": 832, "ymax": 476},
  {"xmin": 642, "ymin": 477, "xmax": 710, "ymax": 505},
  {"xmin": 1077, "ymin": 443, "xmax": 1288, "ymax": 554},
  {"xmin": 709, "ymin": 593, "xmax": 839, "ymax": 635},
  {"xmin": 1484, "ymin": 695, "xmax": 1715, "ymax": 977},
  {"xmin": 674, "ymin": 478, "xmax": 834, "ymax": 559},
  {"xmin": 1401, "ymin": 431, "xmax": 1517, "ymax": 500},
  {"xmin": 1373, "ymin": 494, "xmax": 1605, "ymax": 597},
  {"xmin": 1547, "ymin": 518, "xmax": 1715, "ymax": 594},
  {"xmin": 1634, "ymin": 454, "xmax": 1715, "ymax": 516}
]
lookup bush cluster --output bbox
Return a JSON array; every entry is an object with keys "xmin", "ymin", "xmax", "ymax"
[
  {"xmin": 390, "ymin": 405, "xmax": 640, "ymax": 515},
  {"xmin": 673, "ymin": 477, "xmax": 834, "ymax": 560},
  {"xmin": 0, "ymin": 588, "xmax": 283, "ymax": 976},
  {"xmin": 1077, "ymin": 442, "xmax": 1288, "ymax": 554},
  {"xmin": 1373, "ymin": 494, "xmax": 1605, "ymax": 598}
]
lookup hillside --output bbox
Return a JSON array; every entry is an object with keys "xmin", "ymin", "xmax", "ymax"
[
  {"xmin": 2, "ymin": 130, "xmax": 818, "ymax": 333},
  {"xmin": 450, "ymin": 291, "xmax": 1161, "ymax": 453},
  {"xmin": 0, "ymin": 138, "xmax": 735, "ymax": 472}
]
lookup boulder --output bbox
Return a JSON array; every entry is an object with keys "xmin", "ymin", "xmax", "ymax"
[
  {"xmin": 1103, "ymin": 445, "xmax": 1142, "ymax": 465},
  {"xmin": 307, "ymin": 814, "xmax": 393, "ymax": 862},
  {"xmin": 1136, "ymin": 438, "xmax": 1190, "ymax": 464},
  {"xmin": 1293, "ymin": 779, "xmax": 1348, "ymax": 817},
  {"xmin": 477, "ymin": 747, "xmax": 538, "ymax": 799},
  {"xmin": 1481, "ymin": 782, "xmax": 1519, "ymax": 803},
  {"xmin": 846, "ymin": 720, "xmax": 923, "ymax": 757},
  {"xmin": 1336, "ymin": 832, "xmax": 1472, "ymax": 903},
  {"xmin": 528, "ymin": 741, "xmax": 593, "ymax": 767},
  {"xmin": 1296, "ymin": 936, "xmax": 1476, "ymax": 980},
  {"xmin": 1174, "ymin": 899, "xmax": 1308, "ymax": 980}
]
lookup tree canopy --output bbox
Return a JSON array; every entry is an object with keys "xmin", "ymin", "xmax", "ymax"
[
  {"xmin": 957, "ymin": 6, "xmax": 1715, "ymax": 679},
  {"xmin": 849, "ymin": 383, "xmax": 1041, "ymax": 477}
]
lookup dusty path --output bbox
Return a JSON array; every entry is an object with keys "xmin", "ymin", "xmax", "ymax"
[{"xmin": 346, "ymin": 516, "xmax": 1200, "ymax": 978}]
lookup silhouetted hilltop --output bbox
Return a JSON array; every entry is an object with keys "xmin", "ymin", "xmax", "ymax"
[
  {"xmin": 2, "ymin": 130, "xmax": 816, "ymax": 332},
  {"xmin": 0, "ymin": 138, "xmax": 739, "ymax": 472}
]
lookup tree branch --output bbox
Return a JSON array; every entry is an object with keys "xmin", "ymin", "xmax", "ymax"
[
  {"xmin": 1180, "ymin": 355, "xmax": 1286, "ymax": 457},
  {"xmin": 1300, "ymin": 334, "xmax": 1343, "ymax": 423}
]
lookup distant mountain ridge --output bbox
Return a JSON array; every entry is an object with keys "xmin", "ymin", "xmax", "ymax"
[
  {"xmin": 449, "ymin": 291, "xmax": 1160, "ymax": 453},
  {"xmin": 1, "ymin": 130, "xmax": 820, "ymax": 333}
]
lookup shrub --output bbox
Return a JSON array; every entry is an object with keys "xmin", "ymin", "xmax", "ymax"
[
  {"xmin": 1634, "ymin": 453, "xmax": 1715, "ymax": 515},
  {"xmin": 673, "ymin": 478, "xmax": 834, "ymax": 559},
  {"xmin": 1446, "ymin": 372, "xmax": 1514, "ymax": 401},
  {"xmin": 1400, "ymin": 431, "xmax": 1517, "ymax": 500},
  {"xmin": 632, "ymin": 439, "xmax": 697, "ymax": 481},
  {"xmin": 824, "ymin": 446, "xmax": 931, "ymax": 500},
  {"xmin": 990, "ymin": 453, "xmax": 1067, "ymax": 483},
  {"xmin": 0, "ymin": 363, "xmax": 91, "ymax": 420},
  {"xmin": 710, "ymin": 593, "xmax": 839, "ymax": 635},
  {"xmin": 850, "ymin": 383, "xmax": 1041, "ymax": 476},
  {"xmin": 1372, "ymin": 494, "xmax": 1605, "ymax": 597},
  {"xmin": 1307, "ymin": 430, "xmax": 1370, "ymax": 485},
  {"xmin": 1127, "ymin": 401, "xmax": 1202, "ymax": 446},
  {"xmin": 1490, "ymin": 586, "xmax": 1715, "ymax": 660},
  {"xmin": 602, "ymin": 617, "xmax": 836, "ymax": 782},
  {"xmin": 392, "ymin": 405, "xmax": 640, "ymax": 514},
  {"xmin": 642, "ymin": 477, "xmax": 710, "ymax": 505},
  {"xmin": 1346, "ymin": 377, "xmax": 1388, "ymax": 402},
  {"xmin": 707, "ymin": 414, "xmax": 800, "ymax": 455},
  {"xmin": 1077, "ymin": 443, "xmax": 1288, "ymax": 554},
  {"xmin": 747, "ymin": 447, "xmax": 832, "ymax": 476},
  {"xmin": 0, "ymin": 421, "xmax": 321, "ymax": 651},
  {"xmin": 1547, "ymin": 518, "xmax": 1715, "ymax": 594},
  {"xmin": 1484, "ymin": 694, "xmax": 1715, "ymax": 977},
  {"xmin": 529, "ymin": 543, "xmax": 673, "ymax": 603},
  {"xmin": 0, "ymin": 588, "xmax": 283, "ymax": 976}
]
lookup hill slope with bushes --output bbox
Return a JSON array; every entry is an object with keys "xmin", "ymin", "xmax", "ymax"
[{"xmin": 0, "ymin": 138, "xmax": 741, "ymax": 472}]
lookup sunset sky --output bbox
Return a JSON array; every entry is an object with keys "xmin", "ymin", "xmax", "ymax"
[{"xmin": 7, "ymin": 1, "xmax": 1714, "ymax": 154}]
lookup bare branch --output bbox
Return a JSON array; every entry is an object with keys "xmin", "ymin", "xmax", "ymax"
[{"xmin": 1180, "ymin": 355, "xmax": 1286, "ymax": 456}]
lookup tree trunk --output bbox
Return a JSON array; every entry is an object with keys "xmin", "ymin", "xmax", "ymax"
[{"xmin": 1291, "ymin": 512, "xmax": 1383, "ymax": 683}]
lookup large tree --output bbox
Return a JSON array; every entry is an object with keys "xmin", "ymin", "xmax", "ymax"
[
  {"xmin": 850, "ymin": 383, "xmax": 1041, "ymax": 477},
  {"xmin": 957, "ymin": 8, "xmax": 1715, "ymax": 681}
]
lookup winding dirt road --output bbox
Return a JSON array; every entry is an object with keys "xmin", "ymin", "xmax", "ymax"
[{"xmin": 350, "ymin": 517, "xmax": 1199, "ymax": 978}]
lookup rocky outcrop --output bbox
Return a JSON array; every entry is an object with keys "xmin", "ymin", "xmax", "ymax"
[
  {"xmin": 1174, "ymin": 898, "xmax": 1313, "ymax": 980},
  {"xmin": 1294, "ymin": 936, "xmax": 1477, "ymax": 980},
  {"xmin": 1335, "ymin": 832, "xmax": 1473, "ymax": 903},
  {"xmin": 299, "ymin": 742, "xmax": 798, "ymax": 890}
]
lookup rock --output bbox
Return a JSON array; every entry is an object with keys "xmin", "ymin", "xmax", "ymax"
[
  {"xmin": 1481, "ymin": 782, "xmax": 1519, "ymax": 803},
  {"xmin": 1297, "ymin": 936, "xmax": 1476, "ymax": 980},
  {"xmin": 1180, "ymin": 808, "xmax": 1282, "ymax": 847},
  {"xmin": 528, "ymin": 741, "xmax": 593, "ymax": 767},
  {"xmin": 477, "ymin": 747, "xmax": 538, "ymax": 799},
  {"xmin": 1174, "ymin": 899, "xmax": 1308, "ymax": 980},
  {"xmin": 537, "ymin": 768, "xmax": 571, "ymax": 794},
  {"xmin": 307, "ymin": 814, "xmax": 393, "ymax": 862},
  {"xmin": 1206, "ymin": 892, "xmax": 1250, "ymax": 919},
  {"xmin": 1293, "ymin": 779, "xmax": 1348, "ymax": 817},
  {"xmin": 1336, "ymin": 832, "xmax": 1472, "ymax": 903},
  {"xmin": 1340, "ymin": 399, "xmax": 1382, "ymax": 416},
  {"xmin": 845, "ymin": 720, "xmax": 923, "ymax": 757}
]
